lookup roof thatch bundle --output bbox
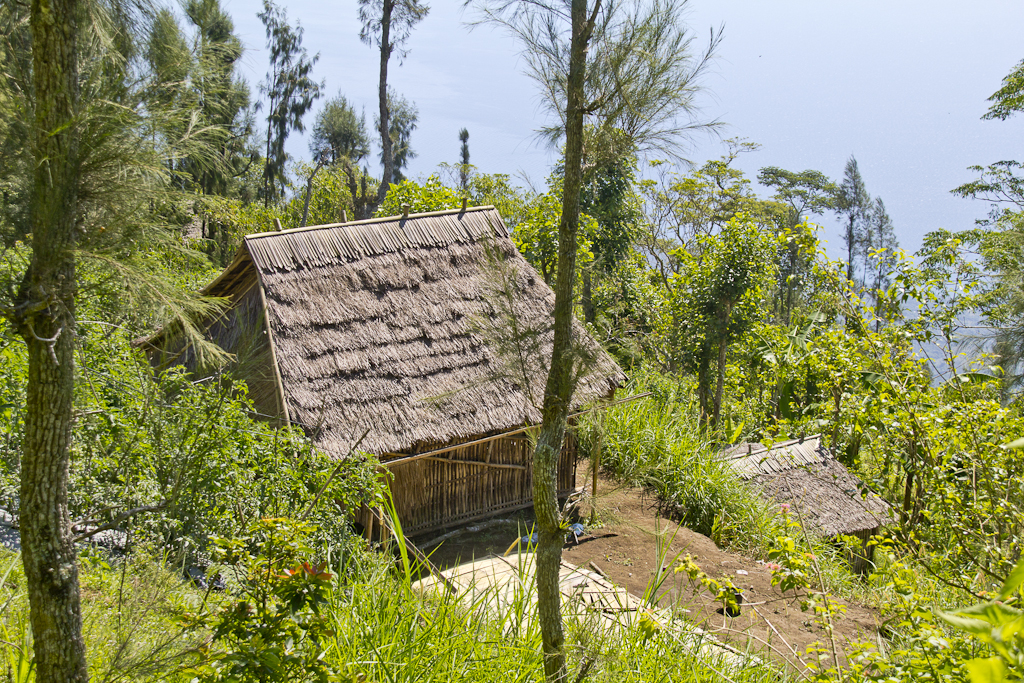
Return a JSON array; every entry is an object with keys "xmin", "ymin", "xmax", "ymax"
[
  {"xmin": 723, "ymin": 436, "xmax": 891, "ymax": 536},
  {"xmin": 147, "ymin": 206, "xmax": 625, "ymax": 458}
]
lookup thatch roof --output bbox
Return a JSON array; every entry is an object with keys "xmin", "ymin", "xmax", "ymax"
[
  {"xmin": 723, "ymin": 436, "xmax": 891, "ymax": 536},
  {"xmin": 175, "ymin": 206, "xmax": 625, "ymax": 457}
]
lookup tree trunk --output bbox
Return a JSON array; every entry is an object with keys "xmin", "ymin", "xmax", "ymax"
[
  {"xmin": 845, "ymin": 214, "xmax": 855, "ymax": 285},
  {"xmin": 711, "ymin": 302, "xmax": 733, "ymax": 428},
  {"xmin": 18, "ymin": 0, "xmax": 89, "ymax": 678},
  {"xmin": 697, "ymin": 339, "xmax": 712, "ymax": 426},
  {"xmin": 300, "ymin": 159, "xmax": 324, "ymax": 228},
  {"xmin": 375, "ymin": 0, "xmax": 394, "ymax": 206},
  {"xmin": 532, "ymin": 1, "xmax": 594, "ymax": 680},
  {"xmin": 263, "ymin": 89, "xmax": 276, "ymax": 208},
  {"xmin": 581, "ymin": 268, "xmax": 594, "ymax": 325}
]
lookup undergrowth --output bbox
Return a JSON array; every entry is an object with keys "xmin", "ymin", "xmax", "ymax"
[
  {"xmin": 576, "ymin": 373, "xmax": 863, "ymax": 599},
  {"xmin": 0, "ymin": 535, "xmax": 787, "ymax": 683}
]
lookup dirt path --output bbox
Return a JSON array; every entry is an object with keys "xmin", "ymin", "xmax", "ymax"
[{"xmin": 416, "ymin": 471, "xmax": 881, "ymax": 669}]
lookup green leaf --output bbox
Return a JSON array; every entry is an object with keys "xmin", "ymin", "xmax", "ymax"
[
  {"xmin": 728, "ymin": 420, "xmax": 745, "ymax": 445},
  {"xmin": 998, "ymin": 558, "xmax": 1024, "ymax": 600},
  {"xmin": 964, "ymin": 657, "xmax": 1006, "ymax": 683},
  {"xmin": 1001, "ymin": 437, "xmax": 1024, "ymax": 450},
  {"xmin": 950, "ymin": 370, "xmax": 1002, "ymax": 385},
  {"xmin": 937, "ymin": 610, "xmax": 993, "ymax": 636},
  {"xmin": 955, "ymin": 602, "xmax": 1022, "ymax": 625},
  {"xmin": 859, "ymin": 371, "xmax": 884, "ymax": 391}
]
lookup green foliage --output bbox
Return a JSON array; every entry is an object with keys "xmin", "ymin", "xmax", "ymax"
[
  {"xmin": 640, "ymin": 144, "xmax": 779, "ymax": 264},
  {"xmin": 511, "ymin": 192, "xmax": 595, "ymax": 286},
  {"xmin": 310, "ymin": 92, "xmax": 370, "ymax": 165},
  {"xmin": 0, "ymin": 546, "xmax": 212, "ymax": 681},
  {"xmin": 465, "ymin": 172, "xmax": 532, "ymax": 228},
  {"xmin": 285, "ymin": 162, "xmax": 355, "ymax": 228},
  {"xmin": 576, "ymin": 373, "xmax": 768, "ymax": 545},
  {"xmin": 185, "ymin": 518, "xmax": 340, "ymax": 682},
  {"xmin": 376, "ymin": 174, "xmax": 463, "ymax": 216},
  {"xmin": 674, "ymin": 554, "xmax": 742, "ymax": 617},
  {"xmin": 0, "ymin": 320, "xmax": 381, "ymax": 565},
  {"xmin": 377, "ymin": 89, "xmax": 419, "ymax": 184},
  {"xmin": 3, "ymin": 533, "xmax": 780, "ymax": 683},
  {"xmin": 984, "ymin": 58, "xmax": 1024, "ymax": 121},
  {"xmin": 663, "ymin": 214, "xmax": 777, "ymax": 424},
  {"xmin": 375, "ymin": 172, "xmax": 535, "ymax": 233},
  {"xmin": 937, "ymin": 557, "xmax": 1024, "ymax": 682}
]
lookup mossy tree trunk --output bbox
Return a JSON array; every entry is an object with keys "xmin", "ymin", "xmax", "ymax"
[
  {"xmin": 16, "ymin": 0, "xmax": 88, "ymax": 678},
  {"xmin": 532, "ymin": 1, "xmax": 595, "ymax": 680}
]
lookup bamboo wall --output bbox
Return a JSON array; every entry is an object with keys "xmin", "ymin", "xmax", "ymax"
[{"xmin": 359, "ymin": 432, "xmax": 578, "ymax": 538}]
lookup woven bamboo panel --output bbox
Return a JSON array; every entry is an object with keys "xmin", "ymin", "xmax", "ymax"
[{"xmin": 383, "ymin": 432, "xmax": 578, "ymax": 536}]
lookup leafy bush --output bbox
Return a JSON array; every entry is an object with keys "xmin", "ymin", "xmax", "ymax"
[
  {"xmin": 0, "ymin": 322, "xmax": 381, "ymax": 566},
  {"xmin": 184, "ymin": 518, "xmax": 342, "ymax": 682}
]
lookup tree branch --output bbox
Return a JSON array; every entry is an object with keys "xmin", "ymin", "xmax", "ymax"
[{"xmin": 73, "ymin": 502, "xmax": 168, "ymax": 543}]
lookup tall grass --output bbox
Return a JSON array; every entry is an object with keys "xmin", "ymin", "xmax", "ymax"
[
  {"xmin": 1, "ymin": 541, "xmax": 787, "ymax": 683},
  {"xmin": 576, "ymin": 373, "xmax": 866, "ymax": 602},
  {"xmin": 323, "ymin": 535, "xmax": 784, "ymax": 683},
  {"xmin": 578, "ymin": 373, "xmax": 775, "ymax": 550}
]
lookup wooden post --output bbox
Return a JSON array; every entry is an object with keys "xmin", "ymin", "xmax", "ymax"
[
  {"xmin": 590, "ymin": 411, "xmax": 606, "ymax": 525},
  {"xmin": 273, "ymin": 217, "xmax": 283, "ymax": 231}
]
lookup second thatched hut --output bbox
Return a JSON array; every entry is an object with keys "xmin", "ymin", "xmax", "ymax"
[{"xmin": 723, "ymin": 435, "xmax": 891, "ymax": 573}]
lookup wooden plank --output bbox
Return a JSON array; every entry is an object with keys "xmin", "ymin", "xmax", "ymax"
[
  {"xmin": 381, "ymin": 393, "xmax": 652, "ymax": 467},
  {"xmin": 421, "ymin": 456, "xmax": 527, "ymax": 471}
]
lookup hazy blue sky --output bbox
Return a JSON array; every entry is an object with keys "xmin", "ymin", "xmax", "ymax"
[{"xmin": 222, "ymin": 0, "xmax": 1024, "ymax": 255}]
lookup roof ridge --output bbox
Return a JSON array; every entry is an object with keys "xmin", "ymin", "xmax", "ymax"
[
  {"xmin": 722, "ymin": 433, "xmax": 823, "ymax": 461},
  {"xmin": 244, "ymin": 205, "xmax": 498, "ymax": 241}
]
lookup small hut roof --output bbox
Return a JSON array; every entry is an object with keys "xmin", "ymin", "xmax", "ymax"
[
  {"xmin": 207, "ymin": 206, "xmax": 625, "ymax": 457},
  {"xmin": 723, "ymin": 436, "xmax": 891, "ymax": 536}
]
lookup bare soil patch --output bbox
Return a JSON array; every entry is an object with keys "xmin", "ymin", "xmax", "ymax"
[{"xmin": 415, "ymin": 470, "xmax": 881, "ymax": 669}]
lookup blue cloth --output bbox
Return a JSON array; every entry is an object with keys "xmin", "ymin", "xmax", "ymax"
[{"xmin": 519, "ymin": 523, "xmax": 587, "ymax": 546}]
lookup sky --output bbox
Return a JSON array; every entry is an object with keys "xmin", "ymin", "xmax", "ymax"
[{"xmin": 220, "ymin": 0, "xmax": 1024, "ymax": 257}]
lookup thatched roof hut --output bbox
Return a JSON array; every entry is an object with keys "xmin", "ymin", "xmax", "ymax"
[
  {"xmin": 145, "ymin": 206, "xmax": 626, "ymax": 535},
  {"xmin": 722, "ymin": 435, "xmax": 891, "ymax": 572}
]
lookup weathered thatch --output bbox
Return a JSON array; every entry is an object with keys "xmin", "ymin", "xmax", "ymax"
[
  {"xmin": 722, "ymin": 436, "xmax": 890, "ymax": 537},
  {"xmin": 144, "ymin": 206, "xmax": 626, "ymax": 534}
]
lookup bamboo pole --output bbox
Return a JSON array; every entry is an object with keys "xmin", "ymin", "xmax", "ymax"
[
  {"xmin": 252, "ymin": 262, "xmax": 291, "ymax": 427},
  {"xmin": 591, "ymin": 415, "xmax": 605, "ymax": 526},
  {"xmin": 422, "ymin": 456, "xmax": 526, "ymax": 470}
]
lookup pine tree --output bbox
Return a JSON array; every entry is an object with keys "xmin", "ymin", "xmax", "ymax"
[
  {"xmin": 867, "ymin": 197, "xmax": 899, "ymax": 329},
  {"xmin": 183, "ymin": 0, "xmax": 253, "ymax": 198},
  {"xmin": 836, "ymin": 155, "xmax": 871, "ymax": 286},
  {"xmin": 258, "ymin": 0, "xmax": 322, "ymax": 206},
  {"xmin": 459, "ymin": 127, "xmax": 470, "ymax": 190}
]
